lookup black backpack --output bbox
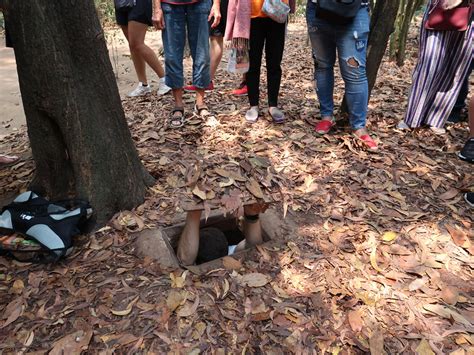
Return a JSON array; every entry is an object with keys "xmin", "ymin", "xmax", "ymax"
[
  {"xmin": 316, "ymin": 0, "xmax": 363, "ymax": 25},
  {"xmin": 0, "ymin": 191, "xmax": 92, "ymax": 263}
]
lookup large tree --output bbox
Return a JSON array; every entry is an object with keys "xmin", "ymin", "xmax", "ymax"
[{"xmin": 3, "ymin": 0, "xmax": 154, "ymax": 225}]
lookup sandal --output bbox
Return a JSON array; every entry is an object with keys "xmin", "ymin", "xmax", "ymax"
[
  {"xmin": 169, "ymin": 107, "xmax": 185, "ymax": 129},
  {"xmin": 354, "ymin": 133, "xmax": 378, "ymax": 151},
  {"xmin": 194, "ymin": 104, "xmax": 211, "ymax": 118}
]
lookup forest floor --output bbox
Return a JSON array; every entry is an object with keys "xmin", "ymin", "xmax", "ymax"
[{"xmin": 0, "ymin": 21, "xmax": 473, "ymax": 354}]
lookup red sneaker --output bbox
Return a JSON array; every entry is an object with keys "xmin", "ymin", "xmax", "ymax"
[
  {"xmin": 315, "ymin": 119, "xmax": 335, "ymax": 134},
  {"xmin": 232, "ymin": 84, "xmax": 248, "ymax": 96},
  {"xmin": 184, "ymin": 82, "xmax": 214, "ymax": 92},
  {"xmin": 356, "ymin": 134, "xmax": 378, "ymax": 151}
]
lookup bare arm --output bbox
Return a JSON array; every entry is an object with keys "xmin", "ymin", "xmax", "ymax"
[
  {"xmin": 208, "ymin": 0, "xmax": 221, "ymax": 28},
  {"xmin": 177, "ymin": 210, "xmax": 202, "ymax": 265}
]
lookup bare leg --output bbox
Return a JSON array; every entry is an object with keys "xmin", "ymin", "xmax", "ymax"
[
  {"xmin": 120, "ymin": 25, "xmax": 147, "ymax": 84},
  {"xmin": 173, "ymin": 88, "xmax": 184, "ymax": 108},
  {"xmin": 195, "ymin": 89, "xmax": 205, "ymax": 107},
  {"xmin": 177, "ymin": 210, "xmax": 202, "ymax": 265},
  {"xmin": 210, "ymin": 36, "xmax": 223, "ymax": 81},
  {"xmin": 242, "ymin": 204, "xmax": 263, "ymax": 246},
  {"xmin": 128, "ymin": 21, "xmax": 165, "ymax": 79}
]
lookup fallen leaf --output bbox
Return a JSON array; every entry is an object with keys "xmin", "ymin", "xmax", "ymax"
[
  {"xmin": 441, "ymin": 286, "xmax": 459, "ymax": 305},
  {"xmin": 370, "ymin": 246, "xmax": 384, "ymax": 273},
  {"xmin": 49, "ymin": 330, "xmax": 93, "ymax": 355},
  {"xmin": 177, "ymin": 294, "xmax": 200, "ymax": 317},
  {"xmin": 381, "ymin": 231, "xmax": 398, "ymax": 243},
  {"xmin": 166, "ymin": 290, "xmax": 186, "ymax": 312},
  {"xmin": 348, "ymin": 309, "xmax": 363, "ymax": 332},
  {"xmin": 1, "ymin": 298, "xmax": 23, "ymax": 329},
  {"xmin": 439, "ymin": 188, "xmax": 458, "ymax": 200},
  {"xmin": 222, "ymin": 256, "xmax": 242, "ymax": 270},
  {"xmin": 415, "ymin": 339, "xmax": 434, "ymax": 355},
  {"xmin": 240, "ymin": 273, "xmax": 270, "ymax": 287},
  {"xmin": 446, "ymin": 225, "xmax": 470, "ymax": 249},
  {"xmin": 423, "ymin": 304, "xmax": 470, "ymax": 326},
  {"xmin": 192, "ymin": 185, "xmax": 207, "ymax": 200},
  {"xmin": 408, "ymin": 277, "xmax": 427, "ymax": 292},
  {"xmin": 111, "ymin": 296, "xmax": 139, "ymax": 316},
  {"xmin": 369, "ymin": 329, "xmax": 384, "ymax": 355},
  {"xmin": 246, "ymin": 178, "xmax": 264, "ymax": 199}
]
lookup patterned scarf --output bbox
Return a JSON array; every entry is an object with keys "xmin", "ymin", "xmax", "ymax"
[{"xmin": 224, "ymin": 0, "xmax": 251, "ymax": 49}]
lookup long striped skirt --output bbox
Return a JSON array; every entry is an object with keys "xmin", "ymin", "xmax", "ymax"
[{"xmin": 404, "ymin": 8, "xmax": 474, "ymax": 128}]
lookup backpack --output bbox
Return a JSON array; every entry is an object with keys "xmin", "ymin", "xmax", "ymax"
[
  {"xmin": 315, "ymin": 0, "xmax": 363, "ymax": 25},
  {"xmin": 0, "ymin": 191, "xmax": 92, "ymax": 263}
]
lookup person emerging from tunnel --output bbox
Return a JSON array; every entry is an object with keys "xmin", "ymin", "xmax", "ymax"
[
  {"xmin": 177, "ymin": 203, "xmax": 266, "ymax": 265},
  {"xmin": 306, "ymin": 0, "xmax": 377, "ymax": 151}
]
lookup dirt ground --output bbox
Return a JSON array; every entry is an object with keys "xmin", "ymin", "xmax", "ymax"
[
  {"xmin": 0, "ymin": 21, "xmax": 473, "ymax": 354},
  {"xmin": 0, "ymin": 28, "xmax": 165, "ymax": 137}
]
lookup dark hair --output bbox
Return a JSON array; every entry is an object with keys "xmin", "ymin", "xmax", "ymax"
[{"xmin": 196, "ymin": 227, "xmax": 228, "ymax": 264}]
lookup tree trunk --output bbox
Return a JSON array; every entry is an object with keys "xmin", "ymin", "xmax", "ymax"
[
  {"xmin": 366, "ymin": 0, "xmax": 401, "ymax": 96},
  {"xmin": 395, "ymin": 0, "xmax": 425, "ymax": 66},
  {"xmin": 4, "ymin": 0, "xmax": 154, "ymax": 226}
]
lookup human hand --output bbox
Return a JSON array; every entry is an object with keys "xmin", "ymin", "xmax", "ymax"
[
  {"xmin": 152, "ymin": 8, "xmax": 165, "ymax": 30},
  {"xmin": 244, "ymin": 203, "xmax": 268, "ymax": 216},
  {"xmin": 208, "ymin": 3, "xmax": 221, "ymax": 28}
]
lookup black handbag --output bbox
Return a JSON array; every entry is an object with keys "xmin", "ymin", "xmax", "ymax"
[
  {"xmin": 114, "ymin": 0, "xmax": 136, "ymax": 10},
  {"xmin": 316, "ymin": 0, "xmax": 363, "ymax": 24}
]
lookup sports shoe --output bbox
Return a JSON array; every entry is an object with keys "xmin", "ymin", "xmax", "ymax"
[
  {"xmin": 429, "ymin": 126, "xmax": 446, "ymax": 135},
  {"xmin": 315, "ymin": 118, "xmax": 335, "ymax": 134},
  {"xmin": 245, "ymin": 106, "xmax": 259, "ymax": 123},
  {"xmin": 157, "ymin": 77, "xmax": 171, "ymax": 96},
  {"xmin": 465, "ymin": 192, "xmax": 474, "ymax": 207},
  {"xmin": 232, "ymin": 84, "xmax": 248, "ymax": 96},
  {"xmin": 269, "ymin": 107, "xmax": 285, "ymax": 124},
  {"xmin": 127, "ymin": 82, "xmax": 152, "ymax": 97},
  {"xmin": 459, "ymin": 138, "xmax": 474, "ymax": 164},
  {"xmin": 396, "ymin": 121, "xmax": 410, "ymax": 130},
  {"xmin": 184, "ymin": 82, "xmax": 214, "ymax": 92}
]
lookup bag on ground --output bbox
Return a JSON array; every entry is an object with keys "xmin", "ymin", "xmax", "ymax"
[{"xmin": 0, "ymin": 191, "xmax": 92, "ymax": 263}]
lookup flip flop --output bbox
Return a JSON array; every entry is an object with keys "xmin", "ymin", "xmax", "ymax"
[
  {"xmin": 168, "ymin": 107, "xmax": 185, "ymax": 129},
  {"xmin": 354, "ymin": 134, "xmax": 378, "ymax": 151}
]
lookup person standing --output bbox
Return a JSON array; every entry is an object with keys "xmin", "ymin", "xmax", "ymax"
[
  {"xmin": 115, "ymin": 0, "xmax": 171, "ymax": 97},
  {"xmin": 398, "ymin": 0, "xmax": 474, "ymax": 133},
  {"xmin": 153, "ymin": 0, "xmax": 221, "ymax": 128},
  {"xmin": 306, "ymin": 0, "xmax": 377, "ymax": 150},
  {"xmin": 244, "ymin": 0, "xmax": 288, "ymax": 124}
]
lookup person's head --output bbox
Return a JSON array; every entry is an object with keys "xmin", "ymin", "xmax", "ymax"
[{"xmin": 196, "ymin": 227, "xmax": 228, "ymax": 264}]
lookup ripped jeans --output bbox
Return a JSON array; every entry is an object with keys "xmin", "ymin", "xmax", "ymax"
[{"xmin": 306, "ymin": 1, "xmax": 369, "ymax": 130}]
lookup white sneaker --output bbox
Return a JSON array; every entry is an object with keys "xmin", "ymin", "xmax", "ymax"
[
  {"xmin": 396, "ymin": 121, "xmax": 410, "ymax": 130},
  {"xmin": 157, "ymin": 77, "xmax": 172, "ymax": 96},
  {"xmin": 127, "ymin": 82, "xmax": 152, "ymax": 97}
]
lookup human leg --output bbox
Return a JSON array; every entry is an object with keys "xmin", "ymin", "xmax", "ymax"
[
  {"xmin": 336, "ymin": 7, "xmax": 369, "ymax": 132},
  {"xmin": 246, "ymin": 18, "xmax": 266, "ymax": 120},
  {"xmin": 265, "ymin": 18, "xmax": 286, "ymax": 109},
  {"xmin": 210, "ymin": 35, "xmax": 224, "ymax": 81},
  {"xmin": 306, "ymin": 1, "xmax": 337, "ymax": 131},
  {"xmin": 459, "ymin": 96, "xmax": 474, "ymax": 163},
  {"xmin": 177, "ymin": 210, "xmax": 202, "ymax": 265}
]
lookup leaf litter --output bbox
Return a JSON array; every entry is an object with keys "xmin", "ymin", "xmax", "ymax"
[{"xmin": 0, "ymin": 21, "xmax": 473, "ymax": 353}]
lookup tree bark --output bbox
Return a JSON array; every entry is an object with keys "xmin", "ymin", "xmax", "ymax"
[
  {"xmin": 4, "ymin": 0, "xmax": 154, "ymax": 225},
  {"xmin": 366, "ymin": 0, "xmax": 401, "ymax": 96}
]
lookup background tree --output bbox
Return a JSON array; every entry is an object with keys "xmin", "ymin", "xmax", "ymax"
[
  {"xmin": 389, "ymin": 0, "xmax": 426, "ymax": 66},
  {"xmin": 3, "ymin": 0, "xmax": 154, "ymax": 225}
]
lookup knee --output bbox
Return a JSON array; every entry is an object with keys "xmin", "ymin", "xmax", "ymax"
[
  {"xmin": 129, "ymin": 40, "xmax": 145, "ymax": 53},
  {"xmin": 341, "ymin": 57, "xmax": 367, "ymax": 83}
]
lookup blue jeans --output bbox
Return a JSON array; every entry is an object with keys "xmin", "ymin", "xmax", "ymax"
[
  {"xmin": 161, "ymin": 0, "xmax": 211, "ymax": 89},
  {"xmin": 306, "ymin": 1, "xmax": 370, "ymax": 130}
]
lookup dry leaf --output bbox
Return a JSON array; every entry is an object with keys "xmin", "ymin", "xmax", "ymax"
[
  {"xmin": 166, "ymin": 290, "xmax": 186, "ymax": 312},
  {"xmin": 177, "ymin": 294, "xmax": 200, "ymax": 317},
  {"xmin": 222, "ymin": 256, "xmax": 242, "ymax": 270},
  {"xmin": 408, "ymin": 277, "xmax": 427, "ymax": 292},
  {"xmin": 423, "ymin": 304, "xmax": 470, "ymax": 326},
  {"xmin": 1, "ymin": 298, "xmax": 23, "ymax": 329},
  {"xmin": 348, "ymin": 309, "xmax": 363, "ymax": 332},
  {"xmin": 49, "ymin": 330, "xmax": 93, "ymax": 355},
  {"xmin": 381, "ymin": 231, "xmax": 398, "ymax": 243},
  {"xmin": 240, "ymin": 273, "xmax": 270, "ymax": 287},
  {"xmin": 192, "ymin": 185, "xmax": 207, "ymax": 200},
  {"xmin": 111, "ymin": 296, "xmax": 139, "ymax": 316},
  {"xmin": 246, "ymin": 178, "xmax": 264, "ymax": 199},
  {"xmin": 446, "ymin": 225, "xmax": 470, "ymax": 249},
  {"xmin": 439, "ymin": 188, "xmax": 458, "ymax": 200},
  {"xmin": 369, "ymin": 329, "xmax": 384, "ymax": 355},
  {"xmin": 370, "ymin": 246, "xmax": 384, "ymax": 273},
  {"xmin": 441, "ymin": 286, "xmax": 459, "ymax": 305},
  {"xmin": 415, "ymin": 339, "xmax": 434, "ymax": 355}
]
